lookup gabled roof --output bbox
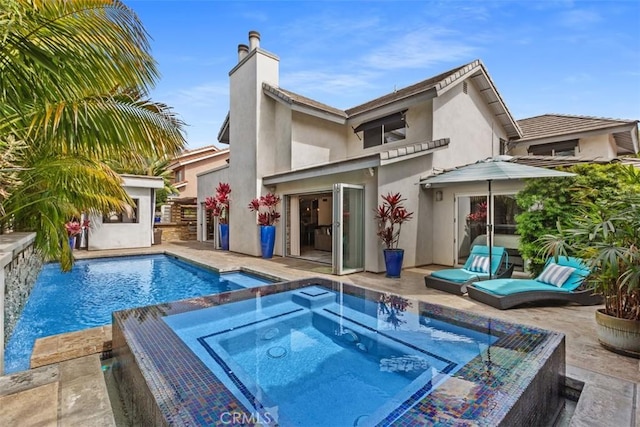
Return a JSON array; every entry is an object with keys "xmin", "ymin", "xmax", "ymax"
[
  {"xmin": 263, "ymin": 83, "xmax": 347, "ymax": 121},
  {"xmin": 169, "ymin": 145, "xmax": 229, "ymax": 169},
  {"xmin": 516, "ymin": 114, "xmax": 639, "ymax": 154},
  {"xmin": 344, "ymin": 63, "xmax": 468, "ymax": 117},
  {"xmin": 219, "ymin": 59, "xmax": 523, "ymax": 142},
  {"xmin": 345, "ymin": 59, "xmax": 522, "ymax": 139}
]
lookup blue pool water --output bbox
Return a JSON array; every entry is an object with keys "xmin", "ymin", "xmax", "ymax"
[
  {"xmin": 4, "ymin": 254, "xmax": 273, "ymax": 373},
  {"xmin": 165, "ymin": 286, "xmax": 498, "ymax": 426}
]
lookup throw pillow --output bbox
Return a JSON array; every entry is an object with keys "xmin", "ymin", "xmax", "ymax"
[
  {"xmin": 469, "ymin": 255, "xmax": 490, "ymax": 273},
  {"xmin": 537, "ymin": 263, "xmax": 575, "ymax": 287}
]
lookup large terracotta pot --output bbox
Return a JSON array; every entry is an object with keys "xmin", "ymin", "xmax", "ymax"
[{"xmin": 594, "ymin": 309, "xmax": 640, "ymax": 359}]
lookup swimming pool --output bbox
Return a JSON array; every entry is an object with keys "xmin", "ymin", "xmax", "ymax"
[
  {"xmin": 4, "ymin": 254, "xmax": 274, "ymax": 373},
  {"xmin": 113, "ymin": 278, "xmax": 565, "ymax": 426}
]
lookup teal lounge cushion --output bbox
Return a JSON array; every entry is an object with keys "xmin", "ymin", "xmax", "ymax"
[
  {"xmin": 472, "ymin": 278, "xmax": 571, "ymax": 296},
  {"xmin": 431, "ymin": 268, "xmax": 487, "ymax": 283}
]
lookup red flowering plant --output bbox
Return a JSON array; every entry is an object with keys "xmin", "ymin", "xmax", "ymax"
[
  {"xmin": 205, "ymin": 182, "xmax": 231, "ymax": 224},
  {"xmin": 466, "ymin": 201, "xmax": 487, "ymax": 223},
  {"xmin": 248, "ymin": 192, "xmax": 281, "ymax": 226},
  {"xmin": 65, "ymin": 220, "xmax": 82, "ymax": 237},
  {"xmin": 374, "ymin": 192, "xmax": 414, "ymax": 249}
]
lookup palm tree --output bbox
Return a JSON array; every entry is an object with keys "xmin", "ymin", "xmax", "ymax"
[{"xmin": 0, "ymin": 0, "xmax": 186, "ymax": 270}]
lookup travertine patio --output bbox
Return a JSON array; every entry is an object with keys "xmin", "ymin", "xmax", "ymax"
[{"xmin": 1, "ymin": 241, "xmax": 638, "ymax": 426}]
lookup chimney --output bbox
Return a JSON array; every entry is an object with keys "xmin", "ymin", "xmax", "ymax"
[
  {"xmin": 248, "ymin": 30, "xmax": 260, "ymax": 50},
  {"xmin": 237, "ymin": 44, "xmax": 249, "ymax": 62}
]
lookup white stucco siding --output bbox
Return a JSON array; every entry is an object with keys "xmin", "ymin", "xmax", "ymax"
[
  {"xmin": 88, "ymin": 186, "xmax": 155, "ymax": 250},
  {"xmin": 229, "ymin": 49, "xmax": 280, "ymax": 256},
  {"xmin": 345, "ymin": 99, "xmax": 434, "ymax": 159},
  {"xmin": 580, "ymin": 134, "xmax": 617, "ymax": 158},
  {"xmin": 274, "ymin": 102, "xmax": 292, "ymax": 172},
  {"xmin": 376, "ymin": 156, "xmax": 433, "ymax": 272},
  {"xmin": 430, "ymin": 180, "xmax": 523, "ymax": 267},
  {"xmin": 291, "ymin": 112, "xmax": 347, "ymax": 169},
  {"xmin": 432, "ymin": 80, "xmax": 508, "ymax": 171}
]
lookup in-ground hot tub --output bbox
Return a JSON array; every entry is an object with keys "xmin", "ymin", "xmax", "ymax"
[{"xmin": 112, "ymin": 277, "xmax": 565, "ymax": 426}]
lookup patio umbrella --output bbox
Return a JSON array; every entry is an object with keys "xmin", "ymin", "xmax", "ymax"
[{"xmin": 420, "ymin": 155, "xmax": 576, "ymax": 278}]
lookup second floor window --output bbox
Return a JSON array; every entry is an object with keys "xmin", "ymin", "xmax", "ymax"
[
  {"xmin": 355, "ymin": 111, "xmax": 407, "ymax": 149},
  {"xmin": 528, "ymin": 139, "xmax": 578, "ymax": 157},
  {"xmin": 174, "ymin": 169, "xmax": 184, "ymax": 183}
]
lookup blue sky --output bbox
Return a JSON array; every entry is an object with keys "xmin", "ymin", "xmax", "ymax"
[{"xmin": 128, "ymin": 1, "xmax": 640, "ymax": 149}]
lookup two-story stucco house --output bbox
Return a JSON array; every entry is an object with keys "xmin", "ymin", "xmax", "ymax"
[{"xmin": 199, "ymin": 31, "xmax": 638, "ymax": 275}]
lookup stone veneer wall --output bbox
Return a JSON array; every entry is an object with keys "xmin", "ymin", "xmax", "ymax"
[
  {"xmin": 154, "ymin": 223, "xmax": 192, "ymax": 241},
  {"xmin": 1, "ymin": 232, "xmax": 42, "ymax": 374}
]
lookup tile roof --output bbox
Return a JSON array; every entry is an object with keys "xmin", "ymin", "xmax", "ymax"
[
  {"xmin": 380, "ymin": 138, "xmax": 450, "ymax": 161},
  {"xmin": 344, "ymin": 62, "xmax": 472, "ymax": 117},
  {"xmin": 262, "ymin": 83, "xmax": 347, "ymax": 118},
  {"xmin": 517, "ymin": 114, "xmax": 637, "ymax": 141}
]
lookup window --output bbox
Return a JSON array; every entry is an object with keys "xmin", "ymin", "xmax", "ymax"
[
  {"xmin": 354, "ymin": 111, "xmax": 407, "ymax": 149},
  {"xmin": 174, "ymin": 168, "xmax": 184, "ymax": 183},
  {"xmin": 499, "ymin": 138, "xmax": 508, "ymax": 155},
  {"xmin": 528, "ymin": 139, "xmax": 578, "ymax": 157},
  {"xmin": 103, "ymin": 199, "xmax": 139, "ymax": 223}
]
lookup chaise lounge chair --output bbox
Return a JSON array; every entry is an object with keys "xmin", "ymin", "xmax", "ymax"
[
  {"xmin": 466, "ymin": 256, "xmax": 603, "ymax": 310},
  {"xmin": 424, "ymin": 245, "xmax": 514, "ymax": 295}
]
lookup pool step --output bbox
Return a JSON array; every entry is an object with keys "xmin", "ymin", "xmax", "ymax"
[{"xmin": 31, "ymin": 325, "xmax": 112, "ymax": 369}]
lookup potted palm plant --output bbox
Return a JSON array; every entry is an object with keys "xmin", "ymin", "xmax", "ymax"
[
  {"xmin": 374, "ymin": 192, "xmax": 413, "ymax": 278},
  {"xmin": 205, "ymin": 182, "xmax": 231, "ymax": 250},
  {"xmin": 539, "ymin": 195, "xmax": 640, "ymax": 358},
  {"xmin": 248, "ymin": 192, "xmax": 281, "ymax": 259}
]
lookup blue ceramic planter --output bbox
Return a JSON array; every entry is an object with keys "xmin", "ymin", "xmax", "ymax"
[
  {"xmin": 260, "ymin": 225, "xmax": 276, "ymax": 259},
  {"xmin": 219, "ymin": 224, "xmax": 229, "ymax": 250},
  {"xmin": 68, "ymin": 236, "xmax": 77, "ymax": 251},
  {"xmin": 383, "ymin": 249, "xmax": 404, "ymax": 278}
]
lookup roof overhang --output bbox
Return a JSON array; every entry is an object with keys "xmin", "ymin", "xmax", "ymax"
[
  {"xmin": 217, "ymin": 112, "xmax": 230, "ymax": 144},
  {"xmin": 263, "ymin": 138, "xmax": 449, "ymax": 185},
  {"xmin": 262, "ymin": 85, "xmax": 347, "ymax": 125},
  {"xmin": 263, "ymin": 154, "xmax": 380, "ymax": 185},
  {"xmin": 120, "ymin": 174, "xmax": 165, "ymax": 189},
  {"xmin": 439, "ymin": 64, "xmax": 522, "ymax": 140}
]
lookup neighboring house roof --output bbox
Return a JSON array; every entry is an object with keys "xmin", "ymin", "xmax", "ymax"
[
  {"xmin": 169, "ymin": 145, "xmax": 229, "ymax": 168},
  {"xmin": 263, "ymin": 138, "xmax": 450, "ymax": 185},
  {"xmin": 219, "ymin": 59, "xmax": 523, "ymax": 142},
  {"xmin": 515, "ymin": 114, "xmax": 639, "ymax": 154}
]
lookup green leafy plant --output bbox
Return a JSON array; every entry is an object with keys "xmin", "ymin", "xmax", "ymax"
[
  {"xmin": 516, "ymin": 163, "xmax": 635, "ymax": 275},
  {"xmin": 538, "ymin": 194, "xmax": 640, "ymax": 321},
  {"xmin": 374, "ymin": 192, "xmax": 414, "ymax": 249}
]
